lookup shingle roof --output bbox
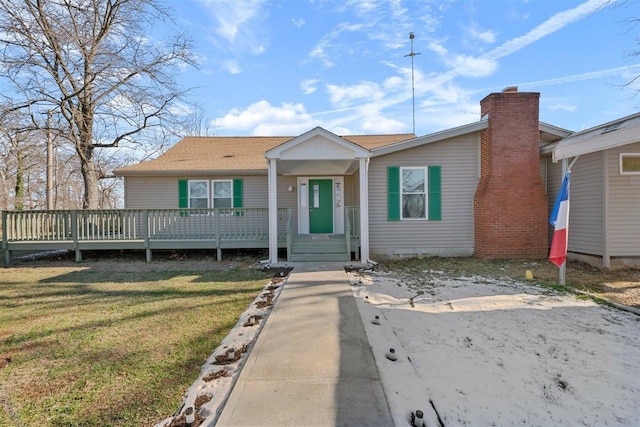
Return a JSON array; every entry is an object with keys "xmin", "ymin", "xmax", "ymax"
[{"xmin": 115, "ymin": 133, "xmax": 415, "ymax": 176}]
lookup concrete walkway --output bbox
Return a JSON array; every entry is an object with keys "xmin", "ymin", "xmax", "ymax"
[{"xmin": 216, "ymin": 263, "xmax": 393, "ymax": 427}]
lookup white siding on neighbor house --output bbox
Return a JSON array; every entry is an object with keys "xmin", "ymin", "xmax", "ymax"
[
  {"xmin": 547, "ymin": 152, "xmax": 605, "ymax": 256},
  {"xmin": 368, "ymin": 134, "xmax": 479, "ymax": 258},
  {"xmin": 607, "ymin": 142, "xmax": 640, "ymax": 257}
]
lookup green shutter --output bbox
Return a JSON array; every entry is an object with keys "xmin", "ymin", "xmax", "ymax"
[
  {"xmin": 233, "ymin": 179, "xmax": 243, "ymax": 216},
  {"xmin": 233, "ymin": 179, "xmax": 243, "ymax": 207},
  {"xmin": 387, "ymin": 166, "xmax": 400, "ymax": 221},
  {"xmin": 178, "ymin": 179, "xmax": 189, "ymax": 217},
  {"xmin": 428, "ymin": 166, "xmax": 441, "ymax": 221},
  {"xmin": 178, "ymin": 180, "xmax": 189, "ymax": 208}
]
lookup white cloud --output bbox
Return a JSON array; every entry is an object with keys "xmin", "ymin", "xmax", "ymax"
[
  {"xmin": 292, "ymin": 18, "xmax": 305, "ymax": 28},
  {"xmin": 199, "ymin": 0, "xmax": 268, "ymax": 54},
  {"xmin": 383, "ymin": 76, "xmax": 404, "ymax": 91},
  {"xmin": 477, "ymin": 29, "xmax": 497, "ymax": 44},
  {"xmin": 465, "ymin": 22, "xmax": 497, "ymax": 45},
  {"xmin": 361, "ymin": 117, "xmax": 406, "ymax": 133},
  {"xmin": 515, "ymin": 64, "xmax": 640, "ymax": 89},
  {"xmin": 326, "ymin": 81, "xmax": 385, "ymax": 108},
  {"xmin": 215, "ymin": 101, "xmax": 316, "ymax": 135},
  {"xmin": 308, "ymin": 22, "xmax": 364, "ymax": 68},
  {"xmin": 301, "ymin": 79, "xmax": 319, "ymax": 95},
  {"xmin": 548, "ymin": 103, "xmax": 577, "ymax": 112},
  {"xmin": 449, "ymin": 55, "xmax": 497, "ymax": 78},
  {"xmin": 427, "ymin": 41, "xmax": 448, "ymax": 56},
  {"xmin": 224, "ymin": 60, "xmax": 242, "ymax": 74},
  {"xmin": 485, "ymin": 0, "xmax": 609, "ymax": 61}
]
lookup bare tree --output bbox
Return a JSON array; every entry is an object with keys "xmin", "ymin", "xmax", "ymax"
[
  {"xmin": 0, "ymin": 112, "xmax": 47, "ymax": 210},
  {"xmin": 0, "ymin": 0, "xmax": 195, "ymax": 208}
]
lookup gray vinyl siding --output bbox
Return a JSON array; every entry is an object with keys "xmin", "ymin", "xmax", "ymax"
[
  {"xmin": 567, "ymin": 152, "xmax": 604, "ymax": 256},
  {"xmin": 124, "ymin": 175, "xmax": 270, "ymax": 209},
  {"xmin": 368, "ymin": 133, "xmax": 479, "ymax": 258},
  {"xmin": 539, "ymin": 157, "xmax": 547, "ymax": 188},
  {"xmin": 607, "ymin": 142, "xmax": 640, "ymax": 256},
  {"xmin": 277, "ymin": 176, "xmax": 298, "ymax": 232},
  {"xmin": 344, "ymin": 174, "xmax": 355, "ymax": 207},
  {"xmin": 125, "ymin": 176, "xmax": 180, "ymax": 208},
  {"xmin": 352, "ymin": 172, "xmax": 360, "ymax": 206},
  {"xmin": 546, "ymin": 157, "xmax": 563, "ymax": 246},
  {"xmin": 546, "ymin": 153, "xmax": 605, "ymax": 256}
]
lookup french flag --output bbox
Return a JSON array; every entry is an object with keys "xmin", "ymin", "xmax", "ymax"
[{"xmin": 549, "ymin": 172, "xmax": 571, "ymax": 267}]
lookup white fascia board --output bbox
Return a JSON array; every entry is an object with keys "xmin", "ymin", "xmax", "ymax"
[
  {"xmin": 553, "ymin": 113, "xmax": 640, "ymax": 162},
  {"xmin": 371, "ymin": 120, "xmax": 488, "ymax": 157},
  {"xmin": 540, "ymin": 122, "xmax": 572, "ymax": 138}
]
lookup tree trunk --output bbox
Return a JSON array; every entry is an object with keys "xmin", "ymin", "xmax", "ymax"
[
  {"xmin": 78, "ymin": 145, "xmax": 99, "ymax": 209},
  {"xmin": 15, "ymin": 150, "xmax": 24, "ymax": 210}
]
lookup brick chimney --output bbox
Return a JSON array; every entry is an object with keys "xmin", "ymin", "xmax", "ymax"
[{"xmin": 473, "ymin": 88, "xmax": 548, "ymax": 258}]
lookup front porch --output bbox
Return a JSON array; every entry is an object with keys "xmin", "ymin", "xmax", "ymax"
[{"xmin": 2, "ymin": 207, "xmax": 361, "ymax": 265}]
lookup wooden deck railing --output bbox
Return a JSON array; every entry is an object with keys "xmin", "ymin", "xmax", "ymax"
[
  {"xmin": 2, "ymin": 208, "xmax": 291, "ymax": 264},
  {"xmin": 2, "ymin": 207, "xmax": 362, "ymax": 264}
]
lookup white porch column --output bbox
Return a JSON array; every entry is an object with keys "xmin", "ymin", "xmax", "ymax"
[
  {"xmin": 268, "ymin": 158, "xmax": 279, "ymax": 264},
  {"xmin": 359, "ymin": 157, "xmax": 370, "ymax": 262}
]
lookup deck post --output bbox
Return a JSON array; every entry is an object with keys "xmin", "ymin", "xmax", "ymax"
[
  {"xmin": 3, "ymin": 210, "xmax": 11, "ymax": 266},
  {"xmin": 143, "ymin": 210, "xmax": 151, "ymax": 262},
  {"xmin": 72, "ymin": 211, "xmax": 81, "ymax": 262},
  {"xmin": 215, "ymin": 209, "xmax": 221, "ymax": 261},
  {"xmin": 267, "ymin": 159, "xmax": 278, "ymax": 264}
]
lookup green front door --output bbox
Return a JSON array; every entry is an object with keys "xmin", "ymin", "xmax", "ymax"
[{"xmin": 309, "ymin": 179, "xmax": 333, "ymax": 233}]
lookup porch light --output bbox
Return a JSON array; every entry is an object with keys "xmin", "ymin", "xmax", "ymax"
[{"xmin": 287, "ymin": 185, "xmax": 294, "ymax": 192}]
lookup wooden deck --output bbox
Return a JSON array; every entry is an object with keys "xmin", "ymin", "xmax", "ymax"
[{"xmin": 2, "ymin": 207, "xmax": 361, "ymax": 264}]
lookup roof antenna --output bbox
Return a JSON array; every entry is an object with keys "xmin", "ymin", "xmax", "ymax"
[{"xmin": 404, "ymin": 32, "xmax": 421, "ymax": 136}]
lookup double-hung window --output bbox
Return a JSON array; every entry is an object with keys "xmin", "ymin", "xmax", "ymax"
[
  {"xmin": 179, "ymin": 179, "xmax": 243, "ymax": 211},
  {"xmin": 387, "ymin": 165, "xmax": 441, "ymax": 221},
  {"xmin": 188, "ymin": 180, "xmax": 209, "ymax": 208},
  {"xmin": 212, "ymin": 180, "xmax": 233, "ymax": 208},
  {"xmin": 401, "ymin": 167, "xmax": 427, "ymax": 219}
]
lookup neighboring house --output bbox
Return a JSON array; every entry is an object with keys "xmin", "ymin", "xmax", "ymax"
[
  {"xmin": 114, "ymin": 88, "xmax": 640, "ymax": 267},
  {"xmin": 542, "ymin": 113, "xmax": 640, "ymax": 268}
]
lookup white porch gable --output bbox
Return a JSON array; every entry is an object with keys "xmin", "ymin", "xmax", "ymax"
[{"xmin": 264, "ymin": 127, "xmax": 371, "ymax": 264}]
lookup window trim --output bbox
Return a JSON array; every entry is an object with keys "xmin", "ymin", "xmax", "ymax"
[
  {"xmin": 211, "ymin": 179, "xmax": 234, "ymax": 210},
  {"xmin": 620, "ymin": 153, "xmax": 640, "ymax": 175},
  {"xmin": 188, "ymin": 180, "xmax": 210, "ymax": 209},
  {"xmin": 400, "ymin": 166, "xmax": 428, "ymax": 220}
]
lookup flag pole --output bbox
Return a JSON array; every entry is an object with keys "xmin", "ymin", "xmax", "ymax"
[{"xmin": 559, "ymin": 158, "xmax": 568, "ymax": 285}]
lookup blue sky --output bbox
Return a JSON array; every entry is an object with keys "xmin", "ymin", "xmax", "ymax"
[{"xmin": 170, "ymin": 0, "xmax": 640, "ymax": 137}]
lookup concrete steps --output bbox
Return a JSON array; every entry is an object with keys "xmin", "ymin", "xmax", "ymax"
[{"xmin": 289, "ymin": 234, "xmax": 349, "ymax": 262}]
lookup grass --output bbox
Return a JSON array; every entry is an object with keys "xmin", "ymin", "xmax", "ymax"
[{"xmin": 0, "ymin": 263, "xmax": 270, "ymax": 427}]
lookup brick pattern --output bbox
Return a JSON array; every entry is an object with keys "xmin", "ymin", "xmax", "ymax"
[{"xmin": 474, "ymin": 91, "xmax": 548, "ymax": 258}]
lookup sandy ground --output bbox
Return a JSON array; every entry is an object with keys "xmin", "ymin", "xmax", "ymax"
[{"xmin": 348, "ymin": 268, "xmax": 640, "ymax": 427}]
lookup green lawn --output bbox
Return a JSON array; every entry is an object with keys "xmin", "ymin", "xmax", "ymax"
[{"xmin": 0, "ymin": 265, "xmax": 270, "ymax": 426}]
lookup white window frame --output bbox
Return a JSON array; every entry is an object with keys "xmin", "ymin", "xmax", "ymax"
[
  {"xmin": 211, "ymin": 179, "xmax": 234, "ymax": 209},
  {"xmin": 620, "ymin": 153, "xmax": 640, "ymax": 175},
  {"xmin": 188, "ymin": 180, "xmax": 209, "ymax": 209},
  {"xmin": 400, "ymin": 167, "xmax": 428, "ymax": 220}
]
